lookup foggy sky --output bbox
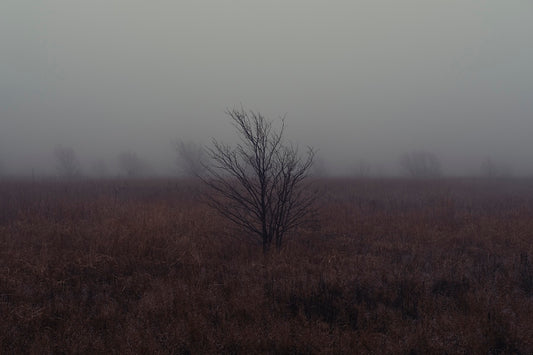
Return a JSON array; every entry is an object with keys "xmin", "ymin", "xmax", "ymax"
[{"xmin": 1, "ymin": 1, "xmax": 532, "ymax": 176}]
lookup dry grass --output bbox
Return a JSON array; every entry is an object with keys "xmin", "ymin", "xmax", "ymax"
[{"xmin": 1, "ymin": 177, "xmax": 532, "ymax": 354}]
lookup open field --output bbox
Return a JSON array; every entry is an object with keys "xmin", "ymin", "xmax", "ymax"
[{"xmin": 1, "ymin": 178, "xmax": 532, "ymax": 354}]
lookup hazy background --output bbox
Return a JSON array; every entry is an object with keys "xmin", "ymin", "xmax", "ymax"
[{"xmin": 1, "ymin": 0, "xmax": 532, "ymax": 177}]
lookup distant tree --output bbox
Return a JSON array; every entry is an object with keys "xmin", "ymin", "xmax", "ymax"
[
  {"xmin": 356, "ymin": 159, "xmax": 372, "ymax": 177},
  {"xmin": 174, "ymin": 140, "xmax": 206, "ymax": 178},
  {"xmin": 54, "ymin": 145, "xmax": 82, "ymax": 179},
  {"xmin": 117, "ymin": 151, "xmax": 145, "ymax": 178},
  {"xmin": 480, "ymin": 158, "xmax": 512, "ymax": 178},
  {"xmin": 480, "ymin": 158, "xmax": 498, "ymax": 178},
  {"xmin": 202, "ymin": 108, "xmax": 317, "ymax": 253},
  {"xmin": 400, "ymin": 150, "xmax": 441, "ymax": 178}
]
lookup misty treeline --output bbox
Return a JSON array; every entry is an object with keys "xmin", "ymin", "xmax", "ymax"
[
  {"xmin": 50, "ymin": 148, "xmax": 151, "ymax": 179},
  {"xmin": 43, "ymin": 146, "xmax": 515, "ymax": 181},
  {"xmin": 0, "ymin": 109, "xmax": 517, "ymax": 180}
]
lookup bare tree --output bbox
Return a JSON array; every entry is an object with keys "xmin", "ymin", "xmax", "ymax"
[
  {"xmin": 117, "ymin": 151, "xmax": 145, "ymax": 178},
  {"xmin": 480, "ymin": 157, "xmax": 512, "ymax": 178},
  {"xmin": 174, "ymin": 140, "xmax": 206, "ymax": 178},
  {"xmin": 400, "ymin": 150, "xmax": 442, "ymax": 178},
  {"xmin": 54, "ymin": 145, "xmax": 81, "ymax": 179},
  {"xmin": 356, "ymin": 159, "xmax": 372, "ymax": 177},
  {"xmin": 481, "ymin": 158, "xmax": 498, "ymax": 178},
  {"xmin": 203, "ymin": 108, "xmax": 316, "ymax": 253}
]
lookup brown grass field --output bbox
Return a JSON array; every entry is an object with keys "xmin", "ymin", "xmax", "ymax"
[{"xmin": 1, "ymin": 177, "xmax": 532, "ymax": 354}]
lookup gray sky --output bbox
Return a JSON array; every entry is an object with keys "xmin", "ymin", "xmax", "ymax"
[{"xmin": 1, "ymin": 1, "xmax": 532, "ymax": 176}]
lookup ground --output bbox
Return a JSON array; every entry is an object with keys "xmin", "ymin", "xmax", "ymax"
[{"xmin": 1, "ymin": 178, "xmax": 532, "ymax": 353}]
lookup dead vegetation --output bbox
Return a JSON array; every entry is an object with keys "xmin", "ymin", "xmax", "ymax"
[{"xmin": 1, "ymin": 178, "xmax": 532, "ymax": 353}]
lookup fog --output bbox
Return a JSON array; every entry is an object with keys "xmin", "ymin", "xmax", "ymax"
[{"xmin": 2, "ymin": 1, "xmax": 532, "ymax": 177}]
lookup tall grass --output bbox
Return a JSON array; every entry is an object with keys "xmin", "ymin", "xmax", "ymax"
[{"xmin": 1, "ymin": 178, "xmax": 532, "ymax": 353}]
